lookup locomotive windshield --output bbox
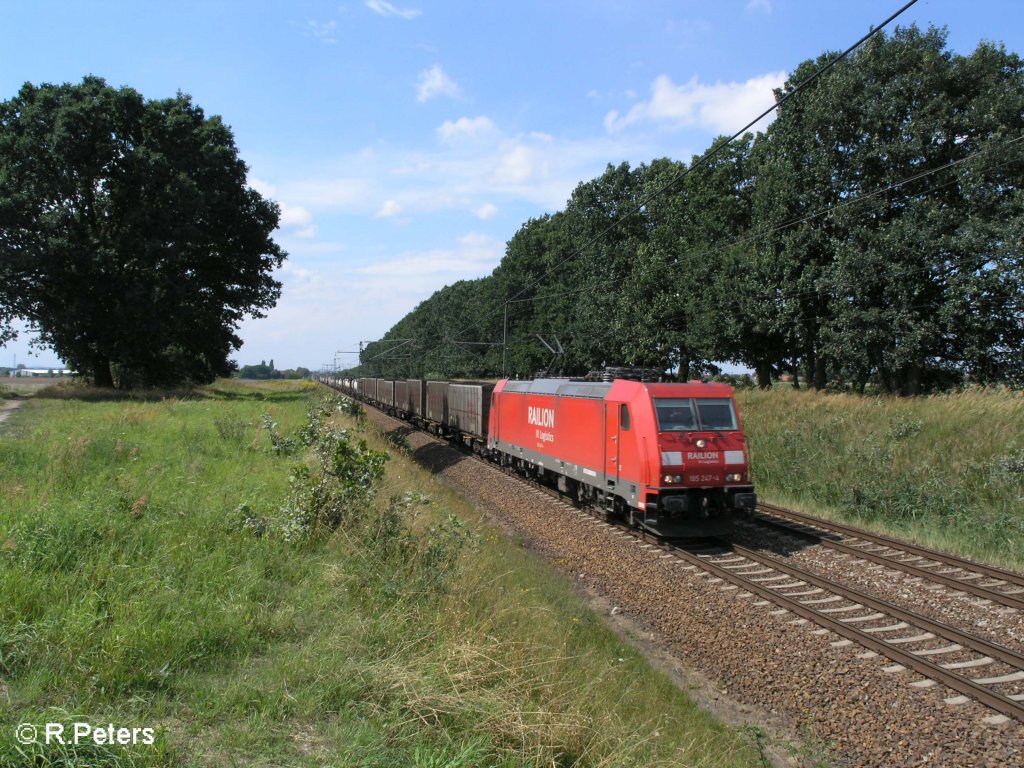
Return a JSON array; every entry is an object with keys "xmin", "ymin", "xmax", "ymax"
[{"xmin": 655, "ymin": 398, "xmax": 737, "ymax": 432}]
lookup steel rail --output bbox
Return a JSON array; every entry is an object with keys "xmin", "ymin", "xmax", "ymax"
[
  {"xmin": 755, "ymin": 502, "xmax": 1024, "ymax": 611},
  {"xmin": 729, "ymin": 544, "xmax": 1024, "ymax": 671},
  {"xmin": 654, "ymin": 535, "xmax": 1024, "ymax": 723}
]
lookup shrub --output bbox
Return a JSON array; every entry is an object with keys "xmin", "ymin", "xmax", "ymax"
[
  {"xmin": 227, "ymin": 502, "xmax": 268, "ymax": 537},
  {"xmin": 260, "ymin": 413, "xmax": 298, "ymax": 455},
  {"xmin": 336, "ymin": 395, "xmax": 365, "ymax": 421},
  {"xmin": 278, "ymin": 427, "xmax": 388, "ymax": 542}
]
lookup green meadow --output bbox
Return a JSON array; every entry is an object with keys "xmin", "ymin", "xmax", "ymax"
[
  {"xmin": 737, "ymin": 386, "xmax": 1024, "ymax": 570},
  {"xmin": 0, "ymin": 380, "xmax": 763, "ymax": 767}
]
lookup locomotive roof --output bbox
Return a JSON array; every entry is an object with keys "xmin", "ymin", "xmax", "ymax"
[
  {"xmin": 500, "ymin": 378, "xmax": 736, "ymax": 400},
  {"xmin": 502, "ymin": 378, "xmax": 613, "ymax": 399},
  {"xmin": 643, "ymin": 381, "xmax": 736, "ymax": 397}
]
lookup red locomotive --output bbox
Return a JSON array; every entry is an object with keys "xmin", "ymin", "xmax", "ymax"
[
  {"xmin": 325, "ymin": 375, "xmax": 756, "ymax": 537},
  {"xmin": 488, "ymin": 378, "xmax": 755, "ymax": 537}
]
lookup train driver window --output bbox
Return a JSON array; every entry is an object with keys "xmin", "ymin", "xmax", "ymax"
[
  {"xmin": 654, "ymin": 398, "xmax": 698, "ymax": 431},
  {"xmin": 694, "ymin": 398, "xmax": 738, "ymax": 431},
  {"xmin": 620, "ymin": 403, "xmax": 631, "ymax": 431}
]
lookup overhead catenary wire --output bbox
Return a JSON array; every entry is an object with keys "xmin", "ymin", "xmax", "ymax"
[
  {"xmin": 654, "ymin": 133, "xmax": 1024, "ymax": 312},
  {"xmin": 360, "ymin": 129, "xmax": 1023, "ymax": 372},
  {"xmin": 433, "ymin": 0, "xmax": 923, "ymax": 349},
  {"xmin": 676, "ymin": 131, "xmax": 1024, "ymax": 335}
]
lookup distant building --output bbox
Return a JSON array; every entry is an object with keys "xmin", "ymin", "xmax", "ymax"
[{"xmin": 11, "ymin": 368, "xmax": 74, "ymax": 377}]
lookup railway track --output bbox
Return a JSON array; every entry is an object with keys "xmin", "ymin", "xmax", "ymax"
[
  {"xmin": 751, "ymin": 502, "xmax": 1024, "ymax": 611},
  {"xmin": 344, "ymin": 388, "xmax": 1024, "ymax": 726},
  {"xmin": 505, "ymin": 472, "xmax": 1024, "ymax": 724},
  {"xmin": 591, "ymin": 510, "xmax": 1024, "ymax": 724}
]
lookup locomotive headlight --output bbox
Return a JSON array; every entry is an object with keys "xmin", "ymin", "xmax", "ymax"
[
  {"xmin": 696, "ymin": 439, "xmax": 706, "ymax": 448},
  {"xmin": 663, "ymin": 474, "xmax": 683, "ymax": 484},
  {"xmin": 725, "ymin": 473, "xmax": 742, "ymax": 482}
]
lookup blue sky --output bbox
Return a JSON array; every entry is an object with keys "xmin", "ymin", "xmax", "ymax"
[{"xmin": 2, "ymin": 0, "xmax": 1022, "ymax": 372}]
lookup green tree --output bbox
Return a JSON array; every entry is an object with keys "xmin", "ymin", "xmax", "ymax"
[
  {"xmin": 359, "ymin": 27, "xmax": 1024, "ymax": 392},
  {"xmin": 630, "ymin": 146, "xmax": 764, "ymax": 382},
  {"xmin": 0, "ymin": 77, "xmax": 286, "ymax": 387},
  {"xmin": 610, "ymin": 159, "xmax": 690, "ymax": 377},
  {"xmin": 758, "ymin": 27, "xmax": 1024, "ymax": 392},
  {"xmin": 492, "ymin": 213, "xmax": 579, "ymax": 378},
  {"xmin": 562, "ymin": 162, "xmax": 649, "ymax": 374},
  {"xmin": 750, "ymin": 60, "xmax": 842, "ymax": 390}
]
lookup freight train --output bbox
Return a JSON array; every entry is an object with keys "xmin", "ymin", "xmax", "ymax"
[{"xmin": 319, "ymin": 374, "xmax": 756, "ymax": 538}]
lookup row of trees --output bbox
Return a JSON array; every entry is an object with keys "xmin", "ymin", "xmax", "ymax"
[
  {"xmin": 237, "ymin": 360, "xmax": 311, "ymax": 380},
  {"xmin": 0, "ymin": 77, "xmax": 286, "ymax": 388},
  {"xmin": 357, "ymin": 27, "xmax": 1024, "ymax": 393}
]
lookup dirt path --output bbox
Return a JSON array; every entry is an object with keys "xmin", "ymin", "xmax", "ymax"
[{"xmin": 0, "ymin": 398, "xmax": 26, "ymax": 427}]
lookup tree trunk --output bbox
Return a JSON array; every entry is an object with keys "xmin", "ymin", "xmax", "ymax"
[
  {"xmin": 813, "ymin": 354, "xmax": 827, "ymax": 390},
  {"xmin": 93, "ymin": 354, "xmax": 114, "ymax": 388},
  {"xmin": 791, "ymin": 357, "xmax": 800, "ymax": 390},
  {"xmin": 755, "ymin": 362, "xmax": 773, "ymax": 390},
  {"xmin": 905, "ymin": 363, "xmax": 923, "ymax": 396}
]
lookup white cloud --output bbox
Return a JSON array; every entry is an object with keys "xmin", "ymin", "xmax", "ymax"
[
  {"xmin": 474, "ymin": 202, "xmax": 498, "ymax": 220},
  {"xmin": 262, "ymin": 118, "xmax": 661, "ymax": 220},
  {"xmin": 248, "ymin": 176, "xmax": 275, "ymax": 197},
  {"xmin": 293, "ymin": 18, "xmax": 337, "ymax": 44},
  {"xmin": 493, "ymin": 141, "xmax": 539, "ymax": 184},
  {"xmin": 280, "ymin": 240, "xmax": 347, "ymax": 256},
  {"xmin": 604, "ymin": 70, "xmax": 787, "ymax": 134},
  {"xmin": 375, "ymin": 199, "xmax": 403, "ymax": 218},
  {"xmin": 417, "ymin": 64, "xmax": 460, "ymax": 103},
  {"xmin": 746, "ymin": 0, "xmax": 772, "ymax": 13},
  {"xmin": 437, "ymin": 116, "xmax": 495, "ymax": 142},
  {"xmin": 242, "ymin": 234, "xmax": 502, "ymax": 365},
  {"xmin": 356, "ymin": 232, "xmax": 503, "ymax": 277},
  {"xmin": 365, "ymin": 0, "xmax": 421, "ymax": 20},
  {"xmin": 285, "ymin": 177, "xmax": 374, "ymax": 208},
  {"xmin": 250, "ymin": 178, "xmax": 319, "ymax": 239},
  {"xmin": 279, "ymin": 204, "xmax": 311, "ymax": 227},
  {"xmin": 279, "ymin": 262, "xmax": 314, "ymax": 282}
]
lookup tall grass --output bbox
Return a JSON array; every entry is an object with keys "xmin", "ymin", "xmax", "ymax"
[
  {"xmin": 737, "ymin": 386, "xmax": 1024, "ymax": 568},
  {"xmin": 0, "ymin": 380, "xmax": 763, "ymax": 767}
]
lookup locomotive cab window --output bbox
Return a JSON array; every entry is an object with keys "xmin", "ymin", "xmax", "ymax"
[
  {"xmin": 694, "ymin": 398, "xmax": 737, "ymax": 431},
  {"xmin": 655, "ymin": 398, "xmax": 737, "ymax": 432},
  {"xmin": 654, "ymin": 399, "xmax": 697, "ymax": 431},
  {"xmin": 620, "ymin": 404, "xmax": 631, "ymax": 431}
]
